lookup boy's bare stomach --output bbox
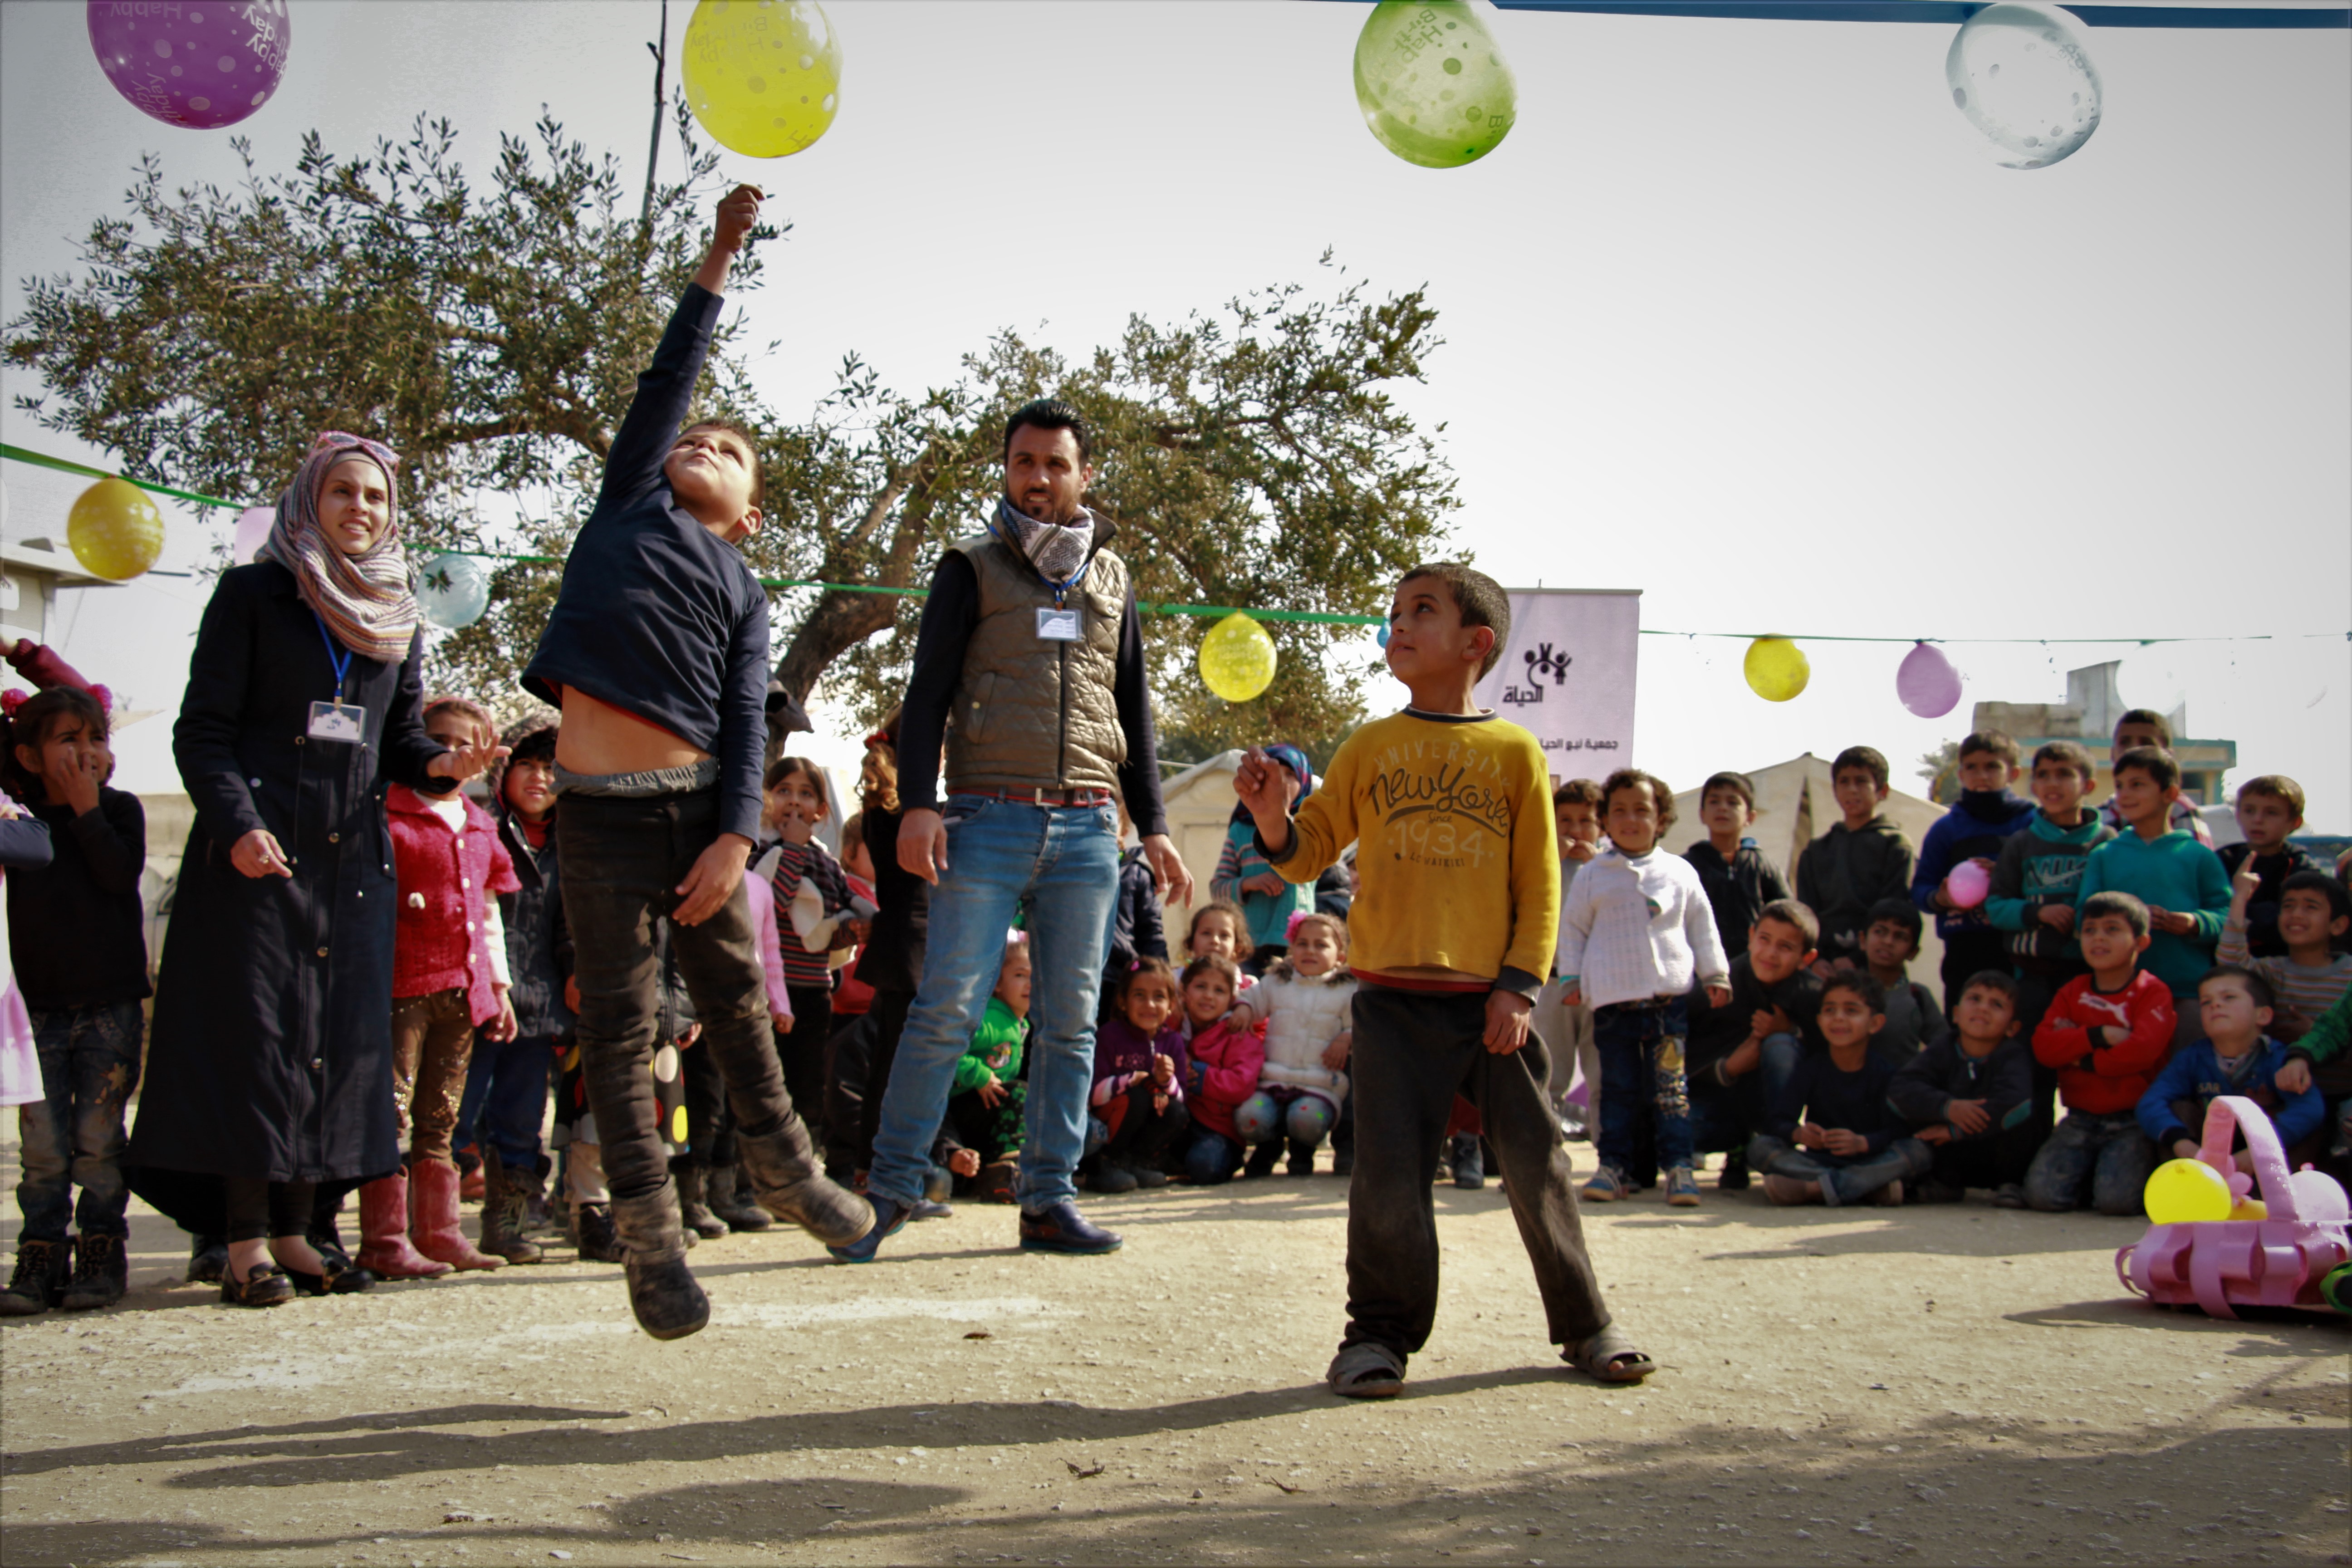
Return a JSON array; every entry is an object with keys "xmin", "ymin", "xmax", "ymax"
[{"xmin": 553, "ymin": 686, "xmax": 710, "ymax": 776}]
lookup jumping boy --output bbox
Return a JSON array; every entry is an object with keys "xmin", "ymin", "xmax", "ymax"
[
  {"xmin": 1912, "ymin": 730, "xmax": 2034, "ymax": 1010},
  {"xmin": 1235, "ymin": 562, "xmax": 1648, "ymax": 1396},
  {"xmin": 1795, "ymin": 746, "xmax": 1916, "ymax": 971},
  {"xmin": 2023, "ymin": 892, "xmax": 2173, "ymax": 1214},
  {"xmin": 2215, "ymin": 776, "xmax": 2326, "ymax": 959},
  {"xmin": 521, "ymin": 185, "xmax": 867, "ymax": 1338},
  {"xmin": 2075, "ymin": 747, "xmax": 2230, "ymax": 1043},
  {"xmin": 1684, "ymin": 769, "xmax": 1792, "ymax": 963},
  {"xmin": 1889, "ymin": 971, "xmax": 2034, "ymax": 1205}
]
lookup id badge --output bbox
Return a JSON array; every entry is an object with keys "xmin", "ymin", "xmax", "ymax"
[
  {"xmin": 307, "ymin": 701, "xmax": 366, "ymax": 743},
  {"xmin": 1035, "ymin": 606, "xmax": 1080, "ymax": 642}
]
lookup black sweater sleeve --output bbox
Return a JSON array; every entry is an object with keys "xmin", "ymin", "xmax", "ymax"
[
  {"xmin": 1112, "ymin": 588, "xmax": 1168, "ymax": 838},
  {"xmin": 599, "ymin": 283, "xmax": 724, "ymax": 509},
  {"xmin": 0, "ymin": 815, "xmax": 52, "ymax": 870},
  {"xmin": 897, "ymin": 554, "xmax": 981, "ymax": 815},
  {"xmin": 73, "ymin": 790, "xmax": 146, "ymax": 895},
  {"xmin": 382, "ymin": 628, "xmax": 456, "ymax": 795}
]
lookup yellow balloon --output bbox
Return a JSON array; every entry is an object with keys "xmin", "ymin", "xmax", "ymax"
[
  {"xmin": 1742, "ymin": 635, "xmax": 1810, "ymax": 703},
  {"xmin": 65, "ymin": 476, "xmax": 164, "ymax": 582},
  {"xmin": 2142, "ymin": 1156, "xmax": 2231, "ymax": 1225},
  {"xmin": 682, "ymin": 0, "xmax": 842, "ymax": 159},
  {"xmin": 2226, "ymin": 1196, "xmax": 2268, "ymax": 1222},
  {"xmin": 1199, "ymin": 612, "xmax": 1278, "ymax": 703}
]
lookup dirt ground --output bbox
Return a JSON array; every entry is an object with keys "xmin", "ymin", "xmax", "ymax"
[{"xmin": 3, "ymin": 1135, "xmax": 2347, "ymax": 1568}]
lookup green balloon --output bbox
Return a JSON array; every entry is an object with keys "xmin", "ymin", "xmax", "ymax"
[{"xmin": 1353, "ymin": 0, "xmax": 1519, "ymax": 169}]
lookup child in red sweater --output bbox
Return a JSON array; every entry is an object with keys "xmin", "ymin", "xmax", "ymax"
[
  {"xmin": 357, "ymin": 696, "xmax": 520, "ymax": 1276},
  {"xmin": 2022, "ymin": 891, "xmax": 2173, "ymax": 1215},
  {"xmin": 1178, "ymin": 955, "xmax": 1267, "ymax": 1184}
]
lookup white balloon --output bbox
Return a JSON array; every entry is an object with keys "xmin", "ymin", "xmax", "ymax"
[{"xmin": 1946, "ymin": 1, "xmax": 2102, "ymax": 170}]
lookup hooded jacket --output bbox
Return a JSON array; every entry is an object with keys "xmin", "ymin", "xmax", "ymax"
[
  {"xmin": 1984, "ymin": 810, "xmax": 2116, "ymax": 971},
  {"xmin": 1794, "ymin": 815, "xmax": 1917, "ymax": 962},
  {"xmin": 1912, "ymin": 789, "xmax": 2036, "ymax": 939}
]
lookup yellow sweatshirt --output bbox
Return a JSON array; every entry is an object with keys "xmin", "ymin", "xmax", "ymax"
[{"xmin": 1266, "ymin": 709, "xmax": 1560, "ymax": 996}]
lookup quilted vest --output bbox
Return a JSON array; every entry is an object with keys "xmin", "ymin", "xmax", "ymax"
[{"xmin": 943, "ymin": 519, "xmax": 1129, "ymax": 796}]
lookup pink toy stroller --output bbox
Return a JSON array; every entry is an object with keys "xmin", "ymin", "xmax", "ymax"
[{"xmin": 2117, "ymin": 1094, "xmax": 2351, "ymax": 1319}]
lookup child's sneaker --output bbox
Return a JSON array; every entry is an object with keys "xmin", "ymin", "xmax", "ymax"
[
  {"xmin": 1578, "ymin": 1166, "xmax": 1627, "ymax": 1203},
  {"xmin": 1871, "ymin": 1181, "xmax": 1906, "ymax": 1207},
  {"xmin": 1992, "ymin": 1183, "xmax": 2026, "ymax": 1209},
  {"xmin": 0, "ymin": 1238, "xmax": 71, "ymax": 1316},
  {"xmin": 1449, "ymin": 1134, "xmax": 1485, "ymax": 1190},
  {"xmin": 980, "ymin": 1158, "xmax": 1021, "ymax": 1204},
  {"xmin": 1665, "ymin": 1166, "xmax": 1702, "ymax": 1207}
]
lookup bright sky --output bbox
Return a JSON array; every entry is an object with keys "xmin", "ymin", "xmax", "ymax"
[{"xmin": 4, "ymin": 1, "xmax": 2346, "ymax": 825}]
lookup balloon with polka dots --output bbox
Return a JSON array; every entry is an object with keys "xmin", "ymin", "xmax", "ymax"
[
  {"xmin": 87, "ymin": 0, "xmax": 289, "ymax": 131},
  {"xmin": 683, "ymin": 0, "xmax": 843, "ymax": 160}
]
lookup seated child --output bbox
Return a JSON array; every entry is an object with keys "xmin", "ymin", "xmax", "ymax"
[
  {"xmin": 1178, "ymin": 954, "xmax": 1267, "ymax": 1185},
  {"xmin": 2077, "ymin": 747, "xmax": 2230, "ymax": 1043},
  {"xmin": 2023, "ymin": 892, "xmax": 2174, "ymax": 1215},
  {"xmin": 1086, "ymin": 958, "xmax": 1190, "ymax": 1194},
  {"xmin": 1683, "ymin": 898, "xmax": 1823, "ymax": 1192},
  {"xmin": 1911, "ymin": 730, "xmax": 2034, "ymax": 1010},
  {"xmin": 1748, "ymin": 972, "xmax": 1930, "ymax": 1207},
  {"xmin": 2215, "ymin": 776, "xmax": 2326, "ymax": 959},
  {"xmin": 1184, "ymin": 899, "xmax": 1258, "ymax": 1009},
  {"xmin": 1562, "ymin": 769, "xmax": 1731, "ymax": 1207},
  {"xmin": 2219, "ymin": 868, "xmax": 2351, "ymax": 1044},
  {"xmin": 1888, "ymin": 971, "xmax": 2035, "ymax": 1205},
  {"xmin": 1794, "ymin": 746, "xmax": 1917, "ymax": 972},
  {"xmin": 2136, "ymin": 965, "xmax": 2324, "ymax": 1171},
  {"xmin": 1235, "ymin": 911, "xmax": 1357, "ymax": 1177},
  {"xmin": 1860, "ymin": 898, "xmax": 1943, "ymax": 1065},
  {"xmin": 942, "ymin": 933, "xmax": 1031, "ymax": 1205},
  {"xmin": 1542, "ymin": 779, "xmax": 1606, "ymax": 1139}
]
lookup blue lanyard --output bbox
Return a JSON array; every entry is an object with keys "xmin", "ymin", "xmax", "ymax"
[
  {"xmin": 988, "ymin": 511, "xmax": 1086, "ymax": 608},
  {"xmin": 313, "ymin": 612, "xmax": 354, "ymax": 704}
]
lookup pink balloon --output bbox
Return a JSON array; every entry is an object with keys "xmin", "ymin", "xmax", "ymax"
[
  {"xmin": 231, "ymin": 505, "xmax": 273, "ymax": 564},
  {"xmin": 88, "ymin": 0, "xmax": 289, "ymax": 132},
  {"xmin": 1896, "ymin": 641, "xmax": 1963, "ymax": 719},
  {"xmin": 1948, "ymin": 859, "xmax": 1991, "ymax": 910}
]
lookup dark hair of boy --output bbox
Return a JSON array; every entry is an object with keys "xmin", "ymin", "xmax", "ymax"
[
  {"xmin": 1004, "ymin": 398, "xmax": 1093, "ymax": 465},
  {"xmin": 2111, "ymin": 745, "xmax": 2180, "ymax": 793},
  {"xmin": 1599, "ymin": 768, "xmax": 1677, "ymax": 835},
  {"xmin": 5, "ymin": 686, "xmax": 108, "ymax": 795},
  {"xmin": 2115, "ymin": 708, "xmax": 2173, "ymax": 746},
  {"xmin": 1960, "ymin": 969, "xmax": 2020, "ymax": 1006},
  {"xmin": 1181, "ymin": 953, "xmax": 1242, "ymax": 993},
  {"xmin": 1960, "ymin": 730, "xmax": 2021, "ymax": 768},
  {"xmin": 2031, "ymin": 740, "xmax": 2097, "ymax": 782},
  {"xmin": 676, "ymin": 418, "xmax": 765, "ymax": 508},
  {"xmin": 1833, "ymin": 746, "xmax": 1890, "ymax": 790},
  {"xmin": 2236, "ymin": 774, "xmax": 2306, "ymax": 819},
  {"xmin": 1398, "ymin": 562, "xmax": 1511, "ymax": 677},
  {"xmin": 1821, "ymin": 970, "xmax": 1886, "ymax": 1012},
  {"xmin": 2280, "ymin": 869, "xmax": 2352, "ymax": 929},
  {"xmin": 1701, "ymin": 771, "xmax": 1757, "ymax": 812},
  {"xmin": 2081, "ymin": 889, "xmax": 2151, "ymax": 939},
  {"xmin": 2199, "ymin": 962, "xmax": 2275, "ymax": 1014},
  {"xmin": 1114, "ymin": 955, "xmax": 1177, "ymax": 1006},
  {"xmin": 1553, "ymin": 778, "xmax": 1605, "ymax": 808},
  {"xmin": 507, "ymin": 723, "xmax": 559, "ymax": 768},
  {"xmin": 1757, "ymin": 897, "xmax": 1819, "ymax": 948},
  {"xmin": 1865, "ymin": 896, "xmax": 1923, "ymax": 950},
  {"xmin": 763, "ymin": 755, "xmax": 833, "ymax": 813}
]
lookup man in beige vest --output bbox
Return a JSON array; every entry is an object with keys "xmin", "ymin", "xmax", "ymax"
[{"xmin": 830, "ymin": 400, "xmax": 1193, "ymax": 1262}]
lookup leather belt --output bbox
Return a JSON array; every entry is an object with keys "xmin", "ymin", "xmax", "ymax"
[{"xmin": 954, "ymin": 785, "xmax": 1116, "ymax": 808}]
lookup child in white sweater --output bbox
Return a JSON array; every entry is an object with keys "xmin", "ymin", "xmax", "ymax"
[
  {"xmin": 1557, "ymin": 769, "xmax": 1730, "ymax": 1207},
  {"xmin": 1234, "ymin": 912, "xmax": 1357, "ymax": 1176}
]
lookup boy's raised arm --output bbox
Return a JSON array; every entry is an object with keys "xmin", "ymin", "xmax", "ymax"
[{"xmin": 1244, "ymin": 744, "xmax": 1354, "ymax": 881}]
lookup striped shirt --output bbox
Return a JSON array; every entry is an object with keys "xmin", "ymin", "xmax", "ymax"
[
  {"xmin": 2218, "ymin": 916, "xmax": 2352, "ymax": 1045},
  {"xmin": 769, "ymin": 838, "xmax": 853, "ymax": 991}
]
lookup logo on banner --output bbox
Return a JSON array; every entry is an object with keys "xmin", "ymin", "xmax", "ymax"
[{"xmin": 1504, "ymin": 641, "xmax": 1572, "ymax": 707}]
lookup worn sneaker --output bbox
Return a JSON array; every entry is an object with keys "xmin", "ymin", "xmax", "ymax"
[
  {"xmin": 1665, "ymin": 1166, "xmax": 1702, "ymax": 1207},
  {"xmin": 60, "ymin": 1231, "xmax": 128, "ymax": 1311},
  {"xmin": 1018, "ymin": 1201, "xmax": 1123, "ymax": 1255},
  {"xmin": 907, "ymin": 1198, "xmax": 954, "ymax": 1222},
  {"xmin": 1992, "ymin": 1183, "xmax": 2026, "ymax": 1209},
  {"xmin": 0, "ymin": 1237, "xmax": 70, "ymax": 1316},
  {"xmin": 1450, "ymin": 1134, "xmax": 1485, "ymax": 1190},
  {"xmin": 1872, "ymin": 1181, "xmax": 1906, "ymax": 1208},
  {"xmin": 1579, "ymin": 1166, "xmax": 1628, "ymax": 1203}
]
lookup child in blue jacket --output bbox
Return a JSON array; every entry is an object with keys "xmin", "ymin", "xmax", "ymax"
[{"xmin": 2136, "ymin": 965, "xmax": 2324, "ymax": 1163}]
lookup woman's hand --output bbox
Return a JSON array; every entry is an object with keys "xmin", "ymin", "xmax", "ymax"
[{"xmin": 230, "ymin": 828, "xmax": 294, "ymax": 879}]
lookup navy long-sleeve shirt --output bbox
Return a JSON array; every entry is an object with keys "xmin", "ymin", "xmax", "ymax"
[
  {"xmin": 523, "ymin": 283, "xmax": 770, "ymax": 843},
  {"xmin": 1764, "ymin": 1049, "xmax": 1902, "ymax": 1158}
]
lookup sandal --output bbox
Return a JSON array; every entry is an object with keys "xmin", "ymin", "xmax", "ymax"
[
  {"xmin": 219, "ymin": 1261, "xmax": 294, "ymax": 1309},
  {"xmin": 1562, "ymin": 1324, "xmax": 1654, "ymax": 1384},
  {"xmin": 1326, "ymin": 1341, "xmax": 1406, "ymax": 1399}
]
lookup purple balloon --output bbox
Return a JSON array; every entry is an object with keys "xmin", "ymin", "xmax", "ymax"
[
  {"xmin": 1896, "ymin": 641, "xmax": 1963, "ymax": 719},
  {"xmin": 88, "ymin": 0, "xmax": 289, "ymax": 131}
]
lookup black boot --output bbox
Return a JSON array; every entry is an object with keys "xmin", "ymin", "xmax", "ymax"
[
  {"xmin": 186, "ymin": 1233, "xmax": 229, "ymax": 1284},
  {"xmin": 625, "ymin": 1252, "xmax": 710, "ymax": 1341},
  {"xmin": 60, "ymin": 1231, "xmax": 128, "ymax": 1311},
  {"xmin": 1450, "ymin": 1133, "xmax": 1486, "ymax": 1190},
  {"xmin": 523, "ymin": 1156, "xmax": 557, "ymax": 1234},
  {"xmin": 574, "ymin": 1202, "xmax": 624, "ymax": 1264},
  {"xmin": 707, "ymin": 1161, "xmax": 772, "ymax": 1233},
  {"xmin": 1717, "ymin": 1148, "xmax": 1751, "ymax": 1192},
  {"xmin": 1286, "ymin": 1140, "xmax": 1318, "ymax": 1177},
  {"xmin": 673, "ymin": 1159, "xmax": 728, "ymax": 1240},
  {"xmin": 1242, "ymin": 1138, "xmax": 1283, "ymax": 1180},
  {"xmin": 0, "ymin": 1237, "xmax": 71, "ymax": 1316}
]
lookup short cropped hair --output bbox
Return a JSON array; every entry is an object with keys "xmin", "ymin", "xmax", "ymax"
[
  {"xmin": 2081, "ymin": 890, "xmax": 2151, "ymax": 938},
  {"xmin": 1004, "ymin": 397, "xmax": 1093, "ymax": 466},
  {"xmin": 1960, "ymin": 730, "xmax": 2021, "ymax": 768},
  {"xmin": 1820, "ymin": 971, "xmax": 1886, "ymax": 1013},
  {"xmin": 1701, "ymin": 771, "xmax": 1758, "ymax": 813},
  {"xmin": 1599, "ymin": 768, "xmax": 1676, "ymax": 836},
  {"xmin": 1865, "ymin": 897, "xmax": 1923, "ymax": 951},
  {"xmin": 2200, "ymin": 962, "xmax": 2274, "ymax": 1014},
  {"xmin": 2281, "ymin": 870, "xmax": 2352, "ymax": 931},
  {"xmin": 2031, "ymin": 740, "xmax": 2097, "ymax": 783},
  {"xmin": 1553, "ymin": 778, "xmax": 1605, "ymax": 809},
  {"xmin": 1756, "ymin": 898, "xmax": 1819, "ymax": 949},
  {"xmin": 676, "ymin": 418, "xmax": 764, "ymax": 508},
  {"xmin": 2112, "ymin": 745, "xmax": 2180, "ymax": 793},
  {"xmin": 1961, "ymin": 970, "xmax": 2021, "ymax": 1007},
  {"xmin": 2115, "ymin": 708, "xmax": 2173, "ymax": 746},
  {"xmin": 2236, "ymin": 774, "xmax": 2306, "ymax": 820},
  {"xmin": 1833, "ymin": 746, "xmax": 1890, "ymax": 791},
  {"xmin": 1397, "ymin": 562, "xmax": 1511, "ymax": 677}
]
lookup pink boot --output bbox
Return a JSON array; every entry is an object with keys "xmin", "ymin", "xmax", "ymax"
[
  {"xmin": 354, "ymin": 1173, "xmax": 451, "ymax": 1278},
  {"xmin": 410, "ymin": 1157, "xmax": 504, "ymax": 1271}
]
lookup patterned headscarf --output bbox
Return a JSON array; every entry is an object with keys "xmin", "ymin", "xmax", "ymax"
[{"xmin": 256, "ymin": 431, "xmax": 420, "ymax": 662}]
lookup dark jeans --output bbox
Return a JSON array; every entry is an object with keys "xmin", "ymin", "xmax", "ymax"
[
  {"xmin": 1748, "ymin": 1133, "xmax": 1933, "ymax": 1205},
  {"xmin": 853, "ymin": 987, "xmax": 915, "ymax": 1173},
  {"xmin": 1343, "ymin": 987, "xmax": 1610, "ymax": 1363},
  {"xmin": 456, "ymin": 1031, "xmax": 556, "ymax": 1170},
  {"xmin": 947, "ymin": 1080, "xmax": 1029, "ymax": 1166},
  {"xmin": 2023, "ymin": 1109, "xmax": 2154, "ymax": 1215},
  {"xmin": 558, "ymin": 787, "xmax": 813, "ymax": 1260},
  {"xmin": 1594, "ymin": 996, "xmax": 1693, "ymax": 1176},
  {"xmin": 1184, "ymin": 1128, "xmax": 1246, "ymax": 1184},
  {"xmin": 2013, "ymin": 966, "xmax": 2080, "ymax": 1147},
  {"xmin": 782, "ymin": 984, "xmax": 832, "ymax": 1144},
  {"xmin": 679, "ymin": 1028, "xmax": 735, "ymax": 1167},
  {"xmin": 17, "ymin": 1002, "xmax": 144, "ymax": 1240},
  {"xmin": 823, "ymin": 1011, "xmax": 872, "ymax": 1173},
  {"xmin": 1926, "ymin": 1116, "xmax": 2041, "ymax": 1191},
  {"xmin": 1688, "ymin": 1072, "xmax": 1760, "ymax": 1158}
]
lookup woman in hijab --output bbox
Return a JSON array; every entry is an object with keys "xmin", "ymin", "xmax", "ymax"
[{"xmin": 130, "ymin": 433, "xmax": 500, "ymax": 1307}]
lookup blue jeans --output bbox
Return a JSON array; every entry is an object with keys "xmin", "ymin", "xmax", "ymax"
[
  {"xmin": 2023, "ymin": 1110, "xmax": 2155, "ymax": 1216},
  {"xmin": 1184, "ymin": 1128, "xmax": 1246, "ymax": 1184},
  {"xmin": 1594, "ymin": 997, "xmax": 1692, "ymax": 1175},
  {"xmin": 1748, "ymin": 1132, "xmax": 1932, "ymax": 1206},
  {"xmin": 867, "ymin": 794, "xmax": 1121, "ymax": 1210},
  {"xmin": 457, "ymin": 1032, "xmax": 556, "ymax": 1170},
  {"xmin": 16, "ymin": 1002, "xmax": 144, "ymax": 1240}
]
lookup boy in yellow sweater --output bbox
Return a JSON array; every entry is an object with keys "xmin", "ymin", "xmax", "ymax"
[{"xmin": 1236, "ymin": 563, "xmax": 1650, "ymax": 1397}]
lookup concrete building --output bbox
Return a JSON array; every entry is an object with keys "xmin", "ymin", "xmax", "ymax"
[{"xmin": 1972, "ymin": 660, "xmax": 2235, "ymax": 810}]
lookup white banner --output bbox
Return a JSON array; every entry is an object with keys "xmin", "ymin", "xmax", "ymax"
[{"xmin": 1470, "ymin": 589, "xmax": 1641, "ymax": 778}]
